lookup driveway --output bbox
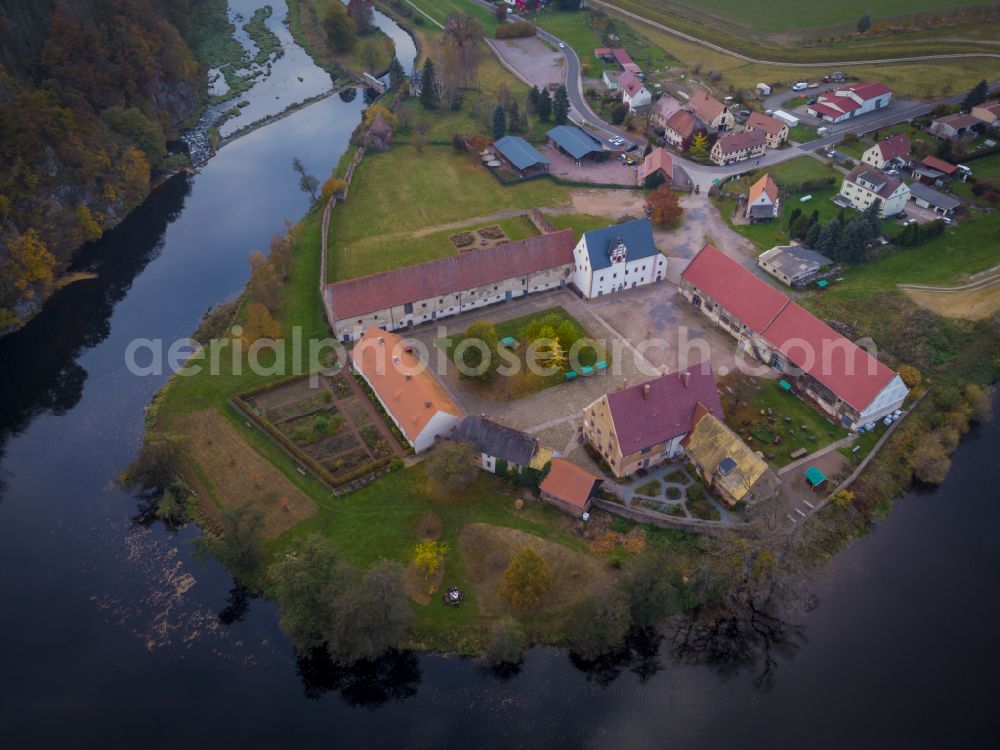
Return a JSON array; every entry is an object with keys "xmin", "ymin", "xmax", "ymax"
[{"xmin": 542, "ymin": 142, "xmax": 639, "ymax": 185}]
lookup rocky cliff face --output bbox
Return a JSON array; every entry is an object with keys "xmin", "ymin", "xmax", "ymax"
[{"xmin": 0, "ymin": 0, "xmax": 204, "ymax": 334}]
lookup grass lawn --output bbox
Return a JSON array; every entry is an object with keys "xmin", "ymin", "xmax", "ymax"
[
  {"xmin": 839, "ymin": 421, "xmax": 888, "ymax": 465},
  {"xmin": 288, "ymin": 0, "xmax": 397, "ymax": 79},
  {"xmin": 546, "ymin": 212, "xmax": 614, "ymax": 240},
  {"xmin": 757, "ymin": 156, "xmax": 839, "ymax": 189},
  {"xmin": 967, "ymin": 151, "xmax": 1000, "ymax": 182},
  {"xmin": 407, "ymin": 0, "xmax": 500, "ymax": 31},
  {"xmin": 836, "ymin": 139, "xmax": 868, "ymax": 160},
  {"xmin": 720, "ymin": 375, "xmax": 848, "ymax": 468},
  {"xmin": 436, "ymin": 305, "xmax": 610, "ymax": 401},
  {"xmin": 327, "ymin": 145, "xmax": 572, "ymax": 281},
  {"xmin": 787, "ymin": 124, "xmax": 817, "ymax": 144}
]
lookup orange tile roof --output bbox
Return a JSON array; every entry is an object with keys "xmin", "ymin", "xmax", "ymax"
[
  {"xmin": 688, "ymin": 91, "xmax": 726, "ymax": 123},
  {"xmin": 746, "ymin": 111, "xmax": 786, "ymax": 136},
  {"xmin": 637, "ymin": 147, "xmax": 672, "ymax": 181},
  {"xmin": 540, "ymin": 458, "xmax": 601, "ymax": 510},
  {"xmin": 351, "ymin": 327, "xmax": 462, "ymax": 442},
  {"xmin": 748, "ymin": 173, "xmax": 779, "ymax": 205}
]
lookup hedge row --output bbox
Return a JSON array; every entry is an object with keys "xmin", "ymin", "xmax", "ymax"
[{"xmin": 495, "ymin": 21, "xmax": 536, "ymax": 39}]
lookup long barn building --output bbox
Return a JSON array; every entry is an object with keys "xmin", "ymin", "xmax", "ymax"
[
  {"xmin": 680, "ymin": 244, "xmax": 908, "ymax": 430},
  {"xmin": 324, "ymin": 230, "xmax": 576, "ymax": 342}
]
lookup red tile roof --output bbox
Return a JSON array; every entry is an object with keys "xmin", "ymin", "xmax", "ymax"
[
  {"xmin": 665, "ymin": 109, "xmax": 697, "ymax": 138},
  {"xmin": 681, "ymin": 243, "xmax": 788, "ymax": 331},
  {"xmin": 809, "ymin": 102, "xmax": 847, "ymax": 119},
  {"xmin": 618, "ymin": 72, "xmax": 645, "ymax": 98},
  {"xmin": 637, "ymin": 147, "xmax": 672, "ymax": 181},
  {"xmin": 540, "ymin": 458, "xmax": 601, "ymax": 510},
  {"xmin": 760, "ymin": 303, "xmax": 896, "ymax": 412},
  {"xmin": 921, "ymin": 155, "xmax": 958, "ymax": 175},
  {"xmin": 714, "ymin": 130, "xmax": 766, "ymax": 154},
  {"xmin": 326, "ymin": 230, "xmax": 575, "ymax": 319},
  {"xmin": 746, "ymin": 111, "xmax": 787, "ymax": 136},
  {"xmin": 688, "ymin": 91, "xmax": 726, "ymax": 123},
  {"xmin": 876, "ymin": 133, "xmax": 910, "ymax": 162},
  {"xmin": 748, "ymin": 173, "xmax": 779, "ymax": 205},
  {"xmin": 606, "ymin": 363, "xmax": 724, "ymax": 455},
  {"xmin": 843, "ymin": 82, "xmax": 892, "ymax": 101}
]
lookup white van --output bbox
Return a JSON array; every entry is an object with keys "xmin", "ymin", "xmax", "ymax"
[{"xmin": 792, "ymin": 82, "xmax": 808, "ymax": 91}]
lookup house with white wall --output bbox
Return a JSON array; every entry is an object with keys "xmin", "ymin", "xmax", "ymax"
[
  {"xmin": 571, "ymin": 218, "xmax": 666, "ymax": 298},
  {"xmin": 837, "ymin": 165, "xmax": 911, "ymax": 217}
]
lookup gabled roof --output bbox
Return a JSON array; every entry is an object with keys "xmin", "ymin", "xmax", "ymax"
[
  {"xmin": 580, "ymin": 218, "xmax": 659, "ymax": 272},
  {"xmin": 546, "ymin": 125, "xmax": 604, "ymax": 159},
  {"xmin": 714, "ymin": 130, "xmax": 766, "ymax": 154},
  {"xmin": 493, "ymin": 135, "xmax": 549, "ymax": 171},
  {"xmin": 746, "ymin": 111, "xmax": 786, "ymax": 136},
  {"xmin": 921, "ymin": 155, "xmax": 958, "ymax": 175},
  {"xmin": 973, "ymin": 100, "xmax": 1000, "ymax": 121},
  {"xmin": 874, "ymin": 133, "xmax": 910, "ymax": 162},
  {"xmin": 540, "ymin": 458, "xmax": 601, "ymax": 510},
  {"xmin": 932, "ymin": 113, "xmax": 980, "ymax": 129},
  {"xmin": 683, "ymin": 411, "xmax": 778, "ymax": 503},
  {"xmin": 664, "ymin": 109, "xmax": 697, "ymax": 138},
  {"xmin": 326, "ymin": 230, "xmax": 575, "ymax": 319},
  {"xmin": 908, "ymin": 181, "xmax": 960, "ymax": 211},
  {"xmin": 650, "ymin": 94, "xmax": 683, "ymax": 121},
  {"xmin": 637, "ymin": 147, "xmax": 672, "ymax": 181},
  {"xmin": 352, "ymin": 328, "xmax": 462, "ymax": 441},
  {"xmin": 605, "ymin": 364, "xmax": 724, "ymax": 455},
  {"xmin": 760, "ymin": 303, "xmax": 897, "ymax": 412},
  {"xmin": 452, "ymin": 416, "xmax": 538, "ymax": 466},
  {"xmin": 759, "ymin": 245, "xmax": 832, "ymax": 276},
  {"xmin": 845, "ymin": 165, "xmax": 906, "ymax": 198},
  {"xmin": 688, "ymin": 91, "xmax": 726, "ymax": 122},
  {"xmin": 842, "ymin": 82, "xmax": 892, "ymax": 101},
  {"xmin": 618, "ymin": 72, "xmax": 646, "ymax": 98},
  {"xmin": 810, "ymin": 101, "xmax": 849, "ymax": 119},
  {"xmin": 748, "ymin": 173, "xmax": 779, "ymax": 205},
  {"xmin": 681, "ymin": 243, "xmax": 789, "ymax": 332}
]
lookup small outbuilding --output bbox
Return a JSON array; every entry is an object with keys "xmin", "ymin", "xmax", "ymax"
[
  {"xmin": 758, "ymin": 245, "xmax": 833, "ymax": 287},
  {"xmin": 909, "ymin": 182, "xmax": 960, "ymax": 217},
  {"xmin": 546, "ymin": 125, "xmax": 606, "ymax": 161},
  {"xmin": 805, "ymin": 466, "xmax": 828, "ymax": 490},
  {"xmin": 539, "ymin": 458, "xmax": 602, "ymax": 516},
  {"xmin": 492, "ymin": 135, "xmax": 550, "ymax": 177}
]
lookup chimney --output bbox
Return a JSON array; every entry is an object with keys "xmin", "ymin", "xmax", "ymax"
[
  {"xmin": 642, "ymin": 383, "xmax": 650, "ymax": 399},
  {"xmin": 424, "ymin": 400, "xmax": 432, "ymax": 408},
  {"xmin": 683, "ymin": 371, "xmax": 691, "ymax": 388},
  {"xmin": 405, "ymin": 373, "xmax": 412, "ymax": 380}
]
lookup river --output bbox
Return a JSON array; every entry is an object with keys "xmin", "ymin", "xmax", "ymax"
[{"xmin": 0, "ymin": 4, "xmax": 996, "ymax": 748}]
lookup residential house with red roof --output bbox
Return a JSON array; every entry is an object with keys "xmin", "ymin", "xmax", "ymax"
[
  {"xmin": 636, "ymin": 147, "xmax": 672, "ymax": 187},
  {"xmin": 581, "ymin": 363, "xmax": 724, "ymax": 477},
  {"xmin": 710, "ymin": 130, "xmax": 766, "ymax": 166},
  {"xmin": 861, "ymin": 133, "xmax": 911, "ymax": 170},
  {"xmin": 837, "ymin": 165, "xmax": 910, "ymax": 217},
  {"xmin": 648, "ymin": 94, "xmax": 684, "ymax": 132},
  {"xmin": 806, "ymin": 82, "xmax": 892, "ymax": 123},
  {"xmin": 745, "ymin": 111, "xmax": 788, "ymax": 148},
  {"xmin": 539, "ymin": 458, "xmax": 602, "ymax": 516},
  {"xmin": 687, "ymin": 91, "xmax": 734, "ymax": 131},
  {"xmin": 662, "ymin": 109, "xmax": 698, "ymax": 149},
  {"xmin": 324, "ymin": 230, "xmax": 576, "ymax": 342},
  {"xmin": 618, "ymin": 72, "xmax": 651, "ymax": 112},
  {"xmin": 745, "ymin": 173, "xmax": 779, "ymax": 222},
  {"xmin": 680, "ymin": 244, "xmax": 908, "ymax": 430},
  {"xmin": 352, "ymin": 327, "xmax": 463, "ymax": 453}
]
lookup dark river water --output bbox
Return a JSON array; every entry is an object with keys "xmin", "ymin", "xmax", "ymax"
[{"xmin": 1, "ymin": 6, "xmax": 997, "ymax": 749}]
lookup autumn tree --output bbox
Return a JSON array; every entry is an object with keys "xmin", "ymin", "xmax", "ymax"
[
  {"xmin": 829, "ymin": 490, "xmax": 855, "ymax": 509},
  {"xmin": 412, "ymin": 540, "xmax": 449, "ymax": 579},
  {"xmin": 0, "ymin": 230, "xmax": 56, "ymax": 302},
  {"xmin": 910, "ymin": 433, "xmax": 951, "ymax": 484},
  {"xmin": 321, "ymin": 177, "xmax": 348, "ymax": 203},
  {"xmin": 75, "ymin": 204, "xmax": 102, "ymax": 242},
  {"xmin": 688, "ymin": 132, "xmax": 709, "ymax": 159},
  {"xmin": 242, "ymin": 302, "xmax": 281, "ymax": 342},
  {"xmin": 501, "ymin": 548, "xmax": 551, "ymax": 611},
  {"xmin": 645, "ymin": 184, "xmax": 683, "ymax": 227},
  {"xmin": 898, "ymin": 365, "xmax": 922, "ymax": 389},
  {"xmin": 323, "ymin": 2, "xmax": 357, "ymax": 51},
  {"xmin": 424, "ymin": 441, "xmax": 478, "ymax": 491},
  {"xmin": 248, "ymin": 250, "xmax": 281, "ymax": 312}
]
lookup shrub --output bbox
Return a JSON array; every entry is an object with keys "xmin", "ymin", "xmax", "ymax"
[
  {"xmin": 484, "ymin": 617, "xmax": 527, "ymax": 666},
  {"xmin": 501, "ymin": 548, "xmax": 551, "ymax": 611},
  {"xmin": 495, "ymin": 21, "xmax": 535, "ymax": 39}
]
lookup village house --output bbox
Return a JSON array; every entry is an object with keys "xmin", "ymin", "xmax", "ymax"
[
  {"xmin": 582, "ymin": 364, "xmax": 725, "ymax": 478},
  {"xmin": 595, "ymin": 47, "xmax": 641, "ymax": 76},
  {"xmin": 745, "ymin": 173, "xmax": 779, "ymax": 223},
  {"xmin": 680, "ymin": 244, "xmax": 909, "ymax": 430},
  {"xmin": 837, "ymin": 165, "xmax": 911, "ymax": 217},
  {"xmin": 636, "ymin": 147, "xmax": 672, "ymax": 186},
  {"xmin": 757, "ymin": 245, "xmax": 832, "ymax": 287},
  {"xmin": 913, "ymin": 154, "xmax": 963, "ymax": 185},
  {"xmin": 861, "ymin": 133, "xmax": 910, "ymax": 170},
  {"xmin": 909, "ymin": 182, "xmax": 960, "ymax": 218},
  {"xmin": 619, "ymin": 72, "xmax": 652, "ymax": 112},
  {"xmin": 710, "ymin": 130, "xmax": 766, "ymax": 166},
  {"xmin": 682, "ymin": 407, "xmax": 780, "ymax": 506},
  {"xmin": 661, "ymin": 109, "xmax": 698, "ymax": 149},
  {"xmin": 451, "ymin": 415, "xmax": 540, "ymax": 474},
  {"xmin": 745, "ymin": 111, "xmax": 788, "ymax": 148},
  {"xmin": 491, "ymin": 135, "xmax": 549, "ymax": 177},
  {"xmin": 602, "ymin": 70, "xmax": 620, "ymax": 91},
  {"xmin": 928, "ymin": 113, "xmax": 980, "ymax": 140},
  {"xmin": 806, "ymin": 82, "xmax": 892, "ymax": 123},
  {"xmin": 539, "ymin": 458, "xmax": 602, "ymax": 516},
  {"xmin": 971, "ymin": 100, "xmax": 1000, "ymax": 127},
  {"xmin": 648, "ymin": 94, "xmax": 684, "ymax": 132},
  {"xmin": 687, "ymin": 91, "xmax": 734, "ymax": 131},
  {"xmin": 352, "ymin": 327, "xmax": 463, "ymax": 453},
  {"xmin": 325, "ymin": 230, "xmax": 576, "ymax": 342},
  {"xmin": 571, "ymin": 218, "xmax": 666, "ymax": 298}
]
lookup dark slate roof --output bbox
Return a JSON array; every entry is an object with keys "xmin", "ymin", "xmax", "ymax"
[
  {"xmin": 908, "ymin": 182, "xmax": 960, "ymax": 210},
  {"xmin": 451, "ymin": 416, "xmax": 538, "ymax": 466},
  {"xmin": 581, "ymin": 218, "xmax": 659, "ymax": 272},
  {"xmin": 494, "ymin": 136, "xmax": 549, "ymax": 171},
  {"xmin": 546, "ymin": 125, "xmax": 604, "ymax": 159},
  {"xmin": 749, "ymin": 203, "xmax": 776, "ymax": 219}
]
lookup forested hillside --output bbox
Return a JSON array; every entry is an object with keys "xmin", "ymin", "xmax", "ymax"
[{"xmin": 0, "ymin": 0, "xmax": 207, "ymax": 333}]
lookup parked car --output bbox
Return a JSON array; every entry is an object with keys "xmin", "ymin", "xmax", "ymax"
[
  {"xmin": 806, "ymin": 97, "xmax": 817, "ymax": 105},
  {"xmin": 792, "ymin": 82, "xmax": 808, "ymax": 91},
  {"xmin": 558, "ymin": 42, "xmax": 565, "ymax": 48}
]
